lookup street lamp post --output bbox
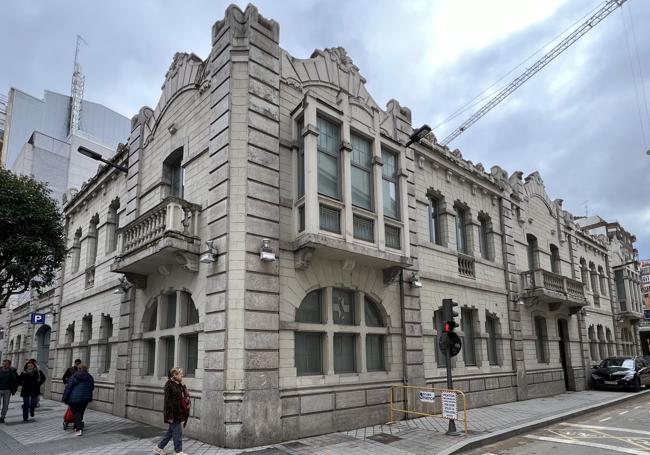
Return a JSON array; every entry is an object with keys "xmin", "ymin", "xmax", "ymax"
[{"xmin": 77, "ymin": 146, "xmax": 128, "ymax": 173}]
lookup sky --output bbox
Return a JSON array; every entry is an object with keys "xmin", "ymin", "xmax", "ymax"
[{"xmin": 1, "ymin": 0, "xmax": 649, "ymax": 257}]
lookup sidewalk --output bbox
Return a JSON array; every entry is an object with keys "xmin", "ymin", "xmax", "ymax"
[{"xmin": 0, "ymin": 389, "xmax": 647, "ymax": 454}]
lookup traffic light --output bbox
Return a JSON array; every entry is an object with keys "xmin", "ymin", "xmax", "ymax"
[{"xmin": 442, "ymin": 298, "xmax": 459, "ymax": 328}]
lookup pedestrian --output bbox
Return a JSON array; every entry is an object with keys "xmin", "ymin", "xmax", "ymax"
[
  {"xmin": 0, "ymin": 359, "xmax": 19, "ymax": 423},
  {"xmin": 28, "ymin": 359, "xmax": 43, "ymax": 407},
  {"xmin": 18, "ymin": 360, "xmax": 46, "ymax": 422},
  {"xmin": 152, "ymin": 367, "xmax": 190, "ymax": 455},
  {"xmin": 61, "ymin": 363, "xmax": 94, "ymax": 436},
  {"xmin": 62, "ymin": 359, "xmax": 82, "ymax": 385}
]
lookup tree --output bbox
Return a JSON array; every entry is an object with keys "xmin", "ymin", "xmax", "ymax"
[{"xmin": 0, "ymin": 169, "xmax": 66, "ymax": 309}]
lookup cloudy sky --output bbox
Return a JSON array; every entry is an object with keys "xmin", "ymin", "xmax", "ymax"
[{"xmin": 2, "ymin": 0, "xmax": 649, "ymax": 257}]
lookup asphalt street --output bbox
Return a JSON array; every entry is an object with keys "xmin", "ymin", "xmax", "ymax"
[{"xmin": 464, "ymin": 391, "xmax": 650, "ymax": 455}]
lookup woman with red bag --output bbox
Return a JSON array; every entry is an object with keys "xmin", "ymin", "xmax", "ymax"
[{"xmin": 152, "ymin": 367, "xmax": 190, "ymax": 455}]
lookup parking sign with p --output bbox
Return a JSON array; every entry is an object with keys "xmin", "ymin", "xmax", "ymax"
[{"xmin": 30, "ymin": 313, "xmax": 45, "ymax": 324}]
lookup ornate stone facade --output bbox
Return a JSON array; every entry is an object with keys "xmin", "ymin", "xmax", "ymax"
[{"xmin": 4, "ymin": 4, "xmax": 644, "ymax": 449}]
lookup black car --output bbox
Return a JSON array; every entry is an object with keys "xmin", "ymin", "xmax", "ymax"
[{"xmin": 591, "ymin": 356, "xmax": 650, "ymax": 392}]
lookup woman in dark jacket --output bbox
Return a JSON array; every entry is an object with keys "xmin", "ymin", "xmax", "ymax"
[
  {"xmin": 19, "ymin": 360, "xmax": 46, "ymax": 422},
  {"xmin": 62, "ymin": 363, "xmax": 94, "ymax": 436},
  {"xmin": 153, "ymin": 367, "xmax": 190, "ymax": 455}
]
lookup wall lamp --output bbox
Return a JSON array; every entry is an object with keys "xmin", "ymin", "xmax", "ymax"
[
  {"xmin": 113, "ymin": 275, "xmax": 133, "ymax": 294},
  {"xmin": 409, "ymin": 272, "xmax": 423, "ymax": 288},
  {"xmin": 405, "ymin": 124, "xmax": 432, "ymax": 147},
  {"xmin": 260, "ymin": 238, "xmax": 276, "ymax": 262},
  {"xmin": 78, "ymin": 146, "xmax": 128, "ymax": 173},
  {"xmin": 200, "ymin": 241, "xmax": 218, "ymax": 264}
]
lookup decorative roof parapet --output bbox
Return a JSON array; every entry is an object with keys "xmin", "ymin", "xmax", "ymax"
[{"xmin": 212, "ymin": 3, "xmax": 279, "ymax": 46}]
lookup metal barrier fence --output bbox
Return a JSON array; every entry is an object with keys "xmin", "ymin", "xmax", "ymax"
[{"xmin": 388, "ymin": 385, "xmax": 468, "ymax": 435}]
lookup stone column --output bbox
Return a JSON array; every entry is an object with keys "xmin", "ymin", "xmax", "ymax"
[{"xmin": 499, "ymin": 197, "xmax": 528, "ymax": 400}]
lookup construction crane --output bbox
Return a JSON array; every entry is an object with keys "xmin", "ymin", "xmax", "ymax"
[{"xmin": 439, "ymin": 0, "xmax": 629, "ymax": 147}]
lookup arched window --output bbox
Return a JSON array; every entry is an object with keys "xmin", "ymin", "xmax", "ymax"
[
  {"xmin": 86, "ymin": 214, "xmax": 99, "ymax": 266},
  {"xmin": 597, "ymin": 266, "xmax": 607, "ymax": 296},
  {"xmin": 534, "ymin": 316, "xmax": 548, "ymax": 363},
  {"xmin": 550, "ymin": 244, "xmax": 561, "ymax": 274},
  {"xmin": 163, "ymin": 148, "xmax": 184, "ymax": 198},
  {"xmin": 580, "ymin": 258, "xmax": 589, "ymax": 291},
  {"xmin": 588, "ymin": 326, "xmax": 598, "ymax": 361},
  {"xmin": 100, "ymin": 314, "xmax": 114, "ymax": 373},
  {"xmin": 527, "ymin": 235, "xmax": 539, "ymax": 270},
  {"xmin": 427, "ymin": 188, "xmax": 446, "ymax": 246},
  {"xmin": 454, "ymin": 202, "xmax": 470, "ymax": 255},
  {"xmin": 597, "ymin": 325, "xmax": 606, "ymax": 360},
  {"xmin": 589, "ymin": 263, "xmax": 599, "ymax": 297},
  {"xmin": 477, "ymin": 212, "xmax": 493, "ymax": 261},
  {"xmin": 71, "ymin": 228, "xmax": 82, "ymax": 273},
  {"xmin": 605, "ymin": 328, "xmax": 614, "ymax": 357},
  {"xmin": 294, "ymin": 287, "xmax": 389, "ymax": 376},
  {"xmin": 106, "ymin": 198, "xmax": 120, "ymax": 253},
  {"xmin": 141, "ymin": 290, "xmax": 200, "ymax": 377},
  {"xmin": 80, "ymin": 315, "xmax": 92, "ymax": 366}
]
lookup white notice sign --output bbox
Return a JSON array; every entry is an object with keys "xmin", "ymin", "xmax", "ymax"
[
  {"xmin": 418, "ymin": 391, "xmax": 435, "ymax": 403},
  {"xmin": 441, "ymin": 391, "xmax": 458, "ymax": 419}
]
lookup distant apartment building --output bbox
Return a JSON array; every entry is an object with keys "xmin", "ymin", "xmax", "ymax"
[
  {"xmin": 1, "ymin": 88, "xmax": 130, "ymax": 203},
  {"xmin": 0, "ymin": 93, "xmax": 7, "ymax": 154}
]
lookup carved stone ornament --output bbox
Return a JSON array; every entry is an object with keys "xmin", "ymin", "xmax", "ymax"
[
  {"xmin": 341, "ymin": 260, "xmax": 356, "ymax": 271},
  {"xmin": 383, "ymin": 267, "xmax": 402, "ymax": 284},
  {"xmin": 446, "ymin": 170, "xmax": 453, "ymax": 183},
  {"xmin": 295, "ymin": 247, "xmax": 315, "ymax": 271},
  {"xmin": 175, "ymin": 251, "xmax": 199, "ymax": 273}
]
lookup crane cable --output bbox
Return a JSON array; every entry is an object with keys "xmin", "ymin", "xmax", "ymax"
[
  {"xmin": 620, "ymin": 4, "xmax": 650, "ymax": 149},
  {"xmin": 432, "ymin": 1, "xmax": 603, "ymax": 132}
]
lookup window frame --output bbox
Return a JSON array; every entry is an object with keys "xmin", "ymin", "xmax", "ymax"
[
  {"xmin": 350, "ymin": 133, "xmax": 373, "ymax": 211},
  {"xmin": 381, "ymin": 148, "xmax": 400, "ymax": 220},
  {"xmin": 317, "ymin": 116, "xmax": 342, "ymax": 200}
]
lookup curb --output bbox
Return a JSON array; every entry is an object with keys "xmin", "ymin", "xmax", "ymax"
[{"xmin": 437, "ymin": 389, "xmax": 650, "ymax": 455}]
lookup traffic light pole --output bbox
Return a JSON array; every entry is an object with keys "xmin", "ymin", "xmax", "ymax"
[{"xmin": 445, "ymin": 340, "xmax": 459, "ymax": 435}]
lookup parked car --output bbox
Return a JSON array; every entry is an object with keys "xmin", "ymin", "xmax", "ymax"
[{"xmin": 591, "ymin": 356, "xmax": 650, "ymax": 392}]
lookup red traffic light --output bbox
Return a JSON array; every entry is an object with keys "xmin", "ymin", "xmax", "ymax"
[{"xmin": 444, "ymin": 321, "xmax": 457, "ymax": 333}]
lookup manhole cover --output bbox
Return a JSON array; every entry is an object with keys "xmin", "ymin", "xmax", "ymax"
[
  {"xmin": 368, "ymin": 432, "xmax": 402, "ymax": 444},
  {"xmin": 238, "ymin": 449, "xmax": 288, "ymax": 454}
]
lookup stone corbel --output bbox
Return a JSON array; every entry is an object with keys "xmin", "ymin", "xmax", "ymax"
[
  {"xmin": 398, "ymin": 168, "xmax": 409, "ymax": 178},
  {"xmin": 340, "ymin": 140, "xmax": 352, "ymax": 153},
  {"xmin": 446, "ymin": 170, "xmax": 453, "ymax": 183},
  {"xmin": 123, "ymin": 273, "xmax": 147, "ymax": 289},
  {"xmin": 372, "ymin": 155, "xmax": 384, "ymax": 167},
  {"xmin": 302, "ymin": 123, "xmax": 319, "ymax": 138},
  {"xmin": 383, "ymin": 267, "xmax": 402, "ymax": 284},
  {"xmin": 295, "ymin": 247, "xmax": 315, "ymax": 270},
  {"xmin": 175, "ymin": 251, "xmax": 199, "ymax": 273}
]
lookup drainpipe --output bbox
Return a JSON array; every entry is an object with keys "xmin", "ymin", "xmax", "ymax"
[
  {"xmin": 399, "ymin": 270, "xmax": 409, "ymax": 417},
  {"xmin": 49, "ymin": 216, "xmax": 69, "ymax": 398}
]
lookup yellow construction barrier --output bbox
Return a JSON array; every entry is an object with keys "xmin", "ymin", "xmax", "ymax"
[{"xmin": 387, "ymin": 385, "xmax": 468, "ymax": 435}]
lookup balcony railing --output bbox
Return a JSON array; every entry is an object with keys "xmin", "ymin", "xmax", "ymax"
[
  {"xmin": 112, "ymin": 196, "xmax": 202, "ymax": 276},
  {"xmin": 121, "ymin": 197, "xmax": 200, "ymax": 256},
  {"xmin": 458, "ymin": 253, "xmax": 476, "ymax": 279},
  {"xmin": 520, "ymin": 268, "xmax": 587, "ymax": 311}
]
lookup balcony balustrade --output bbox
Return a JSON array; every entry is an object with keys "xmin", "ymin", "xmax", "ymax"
[
  {"xmin": 111, "ymin": 196, "xmax": 202, "ymax": 277},
  {"xmin": 458, "ymin": 253, "xmax": 476, "ymax": 279},
  {"xmin": 520, "ymin": 268, "xmax": 588, "ymax": 313}
]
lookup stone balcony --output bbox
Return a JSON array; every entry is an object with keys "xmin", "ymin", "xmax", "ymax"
[
  {"xmin": 520, "ymin": 268, "xmax": 588, "ymax": 314},
  {"xmin": 616, "ymin": 300, "xmax": 643, "ymax": 322},
  {"xmin": 638, "ymin": 318, "xmax": 650, "ymax": 332},
  {"xmin": 111, "ymin": 196, "xmax": 202, "ymax": 278}
]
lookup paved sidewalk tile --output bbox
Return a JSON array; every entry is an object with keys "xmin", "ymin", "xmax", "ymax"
[{"xmin": 0, "ymin": 390, "xmax": 644, "ymax": 455}]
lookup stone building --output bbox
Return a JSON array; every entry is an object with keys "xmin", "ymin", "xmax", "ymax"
[{"xmin": 4, "ymin": 4, "xmax": 644, "ymax": 449}]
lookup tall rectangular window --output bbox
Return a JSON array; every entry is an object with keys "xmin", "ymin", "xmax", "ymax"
[
  {"xmin": 182, "ymin": 334, "xmax": 198, "ymax": 376},
  {"xmin": 332, "ymin": 289, "xmax": 355, "ymax": 325},
  {"xmin": 351, "ymin": 134, "xmax": 373, "ymax": 210},
  {"xmin": 334, "ymin": 333, "xmax": 356, "ymax": 373},
  {"xmin": 297, "ymin": 120, "xmax": 305, "ymax": 198},
  {"xmin": 145, "ymin": 339, "xmax": 155, "ymax": 375},
  {"xmin": 295, "ymin": 332, "xmax": 323, "ymax": 375},
  {"xmin": 161, "ymin": 337, "xmax": 175, "ymax": 376},
  {"xmin": 170, "ymin": 160, "xmax": 184, "ymax": 198},
  {"xmin": 317, "ymin": 117, "xmax": 340, "ymax": 199},
  {"xmin": 429, "ymin": 198, "xmax": 441, "ymax": 245},
  {"xmin": 455, "ymin": 206, "xmax": 467, "ymax": 254},
  {"xmin": 161, "ymin": 293, "xmax": 177, "ymax": 330},
  {"xmin": 461, "ymin": 309, "xmax": 476, "ymax": 366},
  {"xmin": 366, "ymin": 335, "xmax": 384, "ymax": 371},
  {"xmin": 319, "ymin": 204, "xmax": 341, "ymax": 233},
  {"xmin": 535, "ymin": 317, "xmax": 548, "ymax": 363},
  {"xmin": 486, "ymin": 314, "xmax": 498, "ymax": 366},
  {"xmin": 353, "ymin": 215, "xmax": 374, "ymax": 242},
  {"xmin": 385, "ymin": 224, "xmax": 401, "ymax": 249},
  {"xmin": 478, "ymin": 218, "xmax": 489, "ymax": 259},
  {"xmin": 381, "ymin": 150, "xmax": 399, "ymax": 219}
]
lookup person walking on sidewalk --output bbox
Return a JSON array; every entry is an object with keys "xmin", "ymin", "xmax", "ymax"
[
  {"xmin": 62, "ymin": 358, "xmax": 81, "ymax": 385},
  {"xmin": 0, "ymin": 359, "xmax": 19, "ymax": 423},
  {"xmin": 62, "ymin": 363, "xmax": 94, "ymax": 436},
  {"xmin": 18, "ymin": 360, "xmax": 46, "ymax": 422},
  {"xmin": 153, "ymin": 368, "xmax": 191, "ymax": 455}
]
